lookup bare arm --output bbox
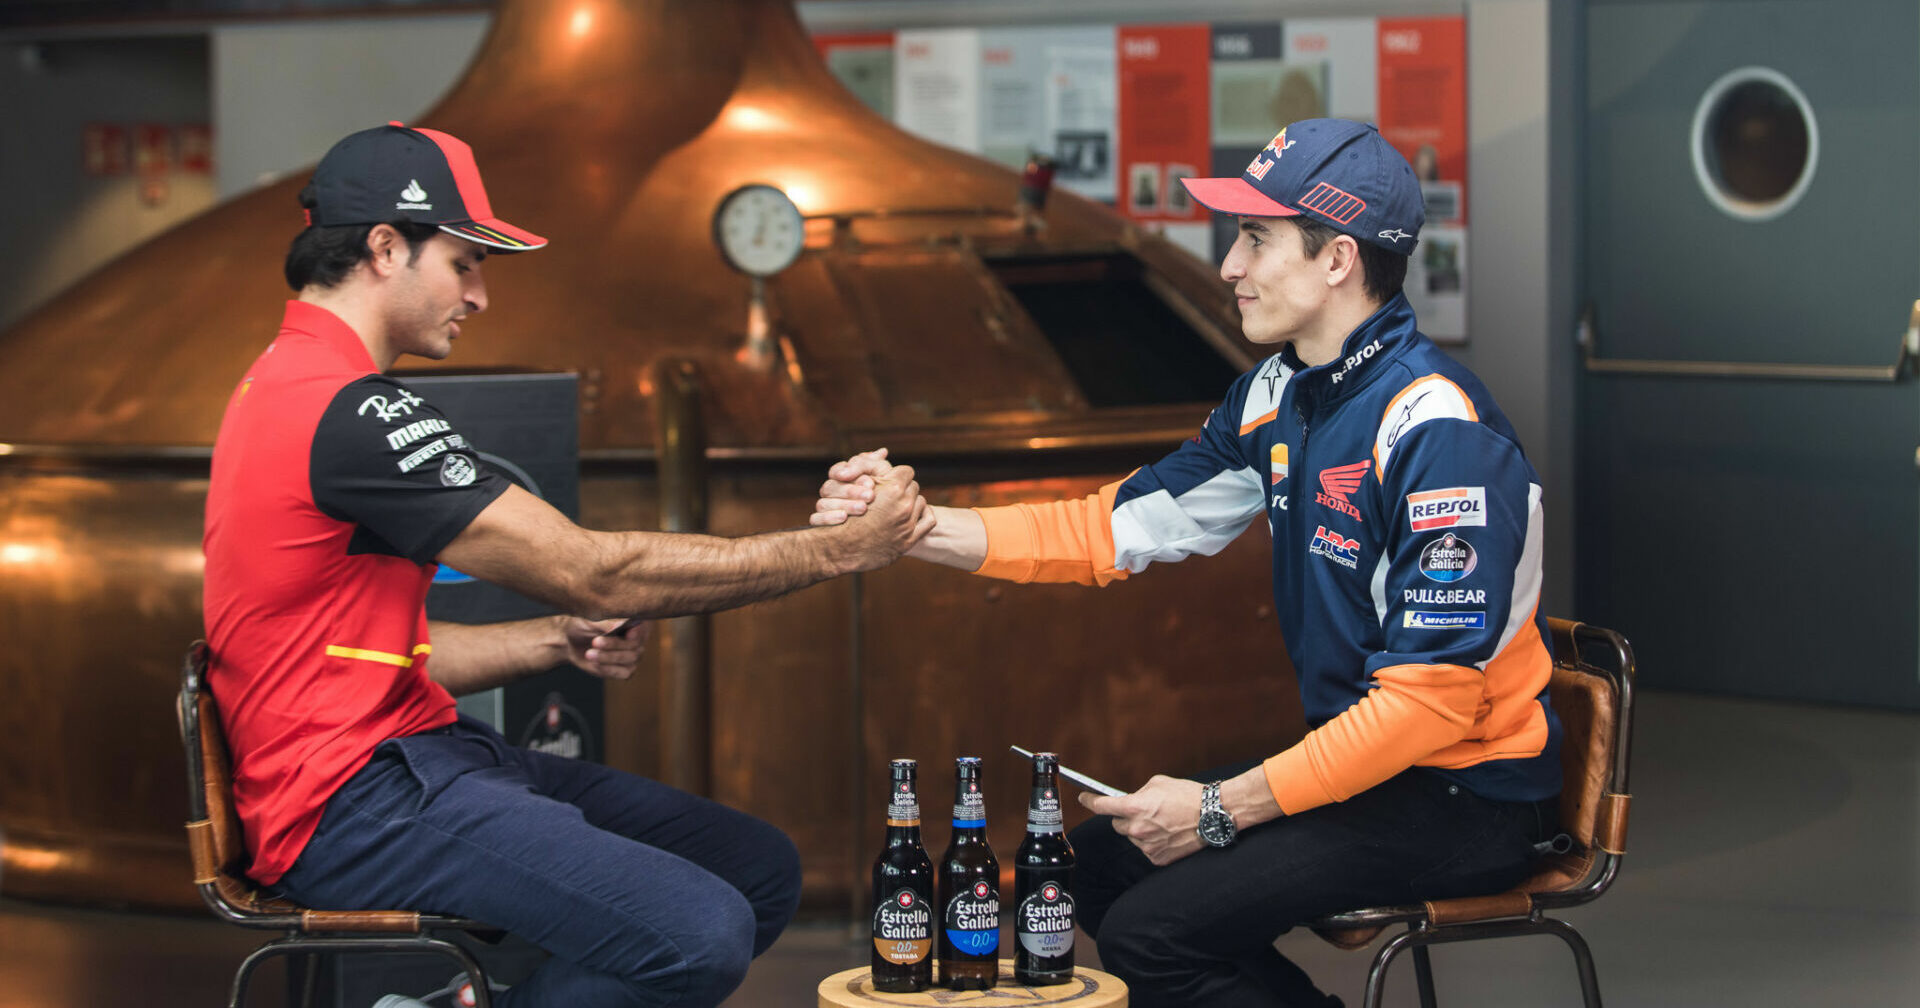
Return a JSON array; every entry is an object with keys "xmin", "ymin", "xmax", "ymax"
[
  {"xmin": 426, "ymin": 616, "xmax": 649, "ymax": 697},
  {"xmin": 811, "ymin": 449, "xmax": 985, "ymax": 570},
  {"xmin": 437, "ymin": 465, "xmax": 931, "ymax": 621}
]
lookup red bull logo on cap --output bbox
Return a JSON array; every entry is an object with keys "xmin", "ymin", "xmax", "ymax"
[{"xmin": 1245, "ymin": 128, "xmax": 1297, "ymax": 181}]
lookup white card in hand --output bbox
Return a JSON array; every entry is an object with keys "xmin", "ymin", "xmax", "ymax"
[{"xmin": 1009, "ymin": 745, "xmax": 1124, "ymax": 796}]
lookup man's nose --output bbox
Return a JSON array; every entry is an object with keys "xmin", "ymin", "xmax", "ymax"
[
  {"xmin": 1219, "ymin": 244, "xmax": 1246, "ymax": 283},
  {"xmin": 465, "ymin": 274, "xmax": 488, "ymax": 314}
]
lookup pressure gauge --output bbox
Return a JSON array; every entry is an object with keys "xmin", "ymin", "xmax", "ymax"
[{"xmin": 712, "ymin": 183, "xmax": 805, "ymax": 277}]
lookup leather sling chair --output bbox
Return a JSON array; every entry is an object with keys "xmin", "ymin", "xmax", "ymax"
[
  {"xmin": 180, "ymin": 640, "xmax": 499, "ymax": 1008},
  {"xmin": 1309, "ymin": 618, "xmax": 1635, "ymax": 1008}
]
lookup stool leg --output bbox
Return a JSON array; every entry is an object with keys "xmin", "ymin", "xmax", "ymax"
[
  {"xmin": 1537, "ymin": 917, "xmax": 1603, "ymax": 1008},
  {"xmin": 1412, "ymin": 944, "xmax": 1439, "ymax": 1008},
  {"xmin": 1364, "ymin": 930, "xmax": 1416, "ymax": 1008}
]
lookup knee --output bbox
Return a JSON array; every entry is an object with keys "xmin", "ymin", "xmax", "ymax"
[
  {"xmin": 671, "ymin": 889, "xmax": 756, "ymax": 1006},
  {"xmin": 747, "ymin": 828, "xmax": 802, "ymax": 955},
  {"xmin": 1091, "ymin": 894, "xmax": 1162, "ymax": 975}
]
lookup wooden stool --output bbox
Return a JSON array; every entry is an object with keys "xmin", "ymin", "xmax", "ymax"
[{"xmin": 817, "ymin": 961, "xmax": 1127, "ymax": 1006}]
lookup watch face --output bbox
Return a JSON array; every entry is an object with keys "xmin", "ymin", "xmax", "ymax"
[
  {"xmin": 712, "ymin": 183, "xmax": 804, "ymax": 277},
  {"xmin": 1198, "ymin": 812, "xmax": 1235, "ymax": 846}
]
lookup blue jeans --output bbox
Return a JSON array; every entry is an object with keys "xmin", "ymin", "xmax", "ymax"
[
  {"xmin": 275, "ymin": 716, "xmax": 801, "ymax": 1008},
  {"xmin": 1071, "ymin": 764, "xmax": 1557, "ymax": 1008}
]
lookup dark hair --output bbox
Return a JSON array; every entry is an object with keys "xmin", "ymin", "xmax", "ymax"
[
  {"xmin": 284, "ymin": 183, "xmax": 441, "ymax": 291},
  {"xmin": 1287, "ymin": 217, "xmax": 1408, "ymax": 304}
]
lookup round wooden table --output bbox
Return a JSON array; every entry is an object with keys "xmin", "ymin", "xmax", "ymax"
[{"xmin": 817, "ymin": 961, "xmax": 1128, "ymax": 1006}]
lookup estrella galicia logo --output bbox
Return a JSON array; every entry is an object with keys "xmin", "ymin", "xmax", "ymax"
[
  {"xmin": 1417, "ymin": 533, "xmax": 1477, "ymax": 582},
  {"xmin": 1309, "ymin": 525, "xmax": 1361, "ymax": 570},
  {"xmin": 439, "ymin": 452, "xmax": 477, "ymax": 487},
  {"xmin": 944, "ymin": 879, "xmax": 1000, "ymax": 956},
  {"xmin": 432, "ymin": 451, "xmax": 544, "ymax": 585}
]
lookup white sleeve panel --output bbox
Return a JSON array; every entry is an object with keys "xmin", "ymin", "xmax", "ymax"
[
  {"xmin": 1479, "ymin": 481, "xmax": 1547, "ymax": 671},
  {"xmin": 1110, "ymin": 467, "xmax": 1266, "ymax": 572}
]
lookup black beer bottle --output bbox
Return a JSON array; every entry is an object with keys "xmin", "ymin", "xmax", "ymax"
[
  {"xmin": 1013, "ymin": 752, "xmax": 1076, "ymax": 985},
  {"xmin": 937, "ymin": 756, "xmax": 1000, "ymax": 990},
  {"xmin": 871, "ymin": 758, "xmax": 935, "ymax": 992}
]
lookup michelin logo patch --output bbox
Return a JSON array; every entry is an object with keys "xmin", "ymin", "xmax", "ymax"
[
  {"xmin": 1407, "ymin": 487, "xmax": 1486, "ymax": 532},
  {"xmin": 1403, "ymin": 610, "xmax": 1487, "ymax": 630}
]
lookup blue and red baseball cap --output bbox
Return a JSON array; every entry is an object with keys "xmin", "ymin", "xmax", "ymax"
[
  {"xmin": 306, "ymin": 122, "xmax": 546, "ymax": 251},
  {"xmin": 1180, "ymin": 118, "xmax": 1422, "ymax": 253}
]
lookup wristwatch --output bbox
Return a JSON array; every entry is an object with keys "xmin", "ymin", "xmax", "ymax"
[{"xmin": 1197, "ymin": 780, "xmax": 1238, "ymax": 848}]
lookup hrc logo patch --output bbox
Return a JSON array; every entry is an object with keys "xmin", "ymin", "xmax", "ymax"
[{"xmin": 1309, "ymin": 525, "xmax": 1360, "ymax": 570}]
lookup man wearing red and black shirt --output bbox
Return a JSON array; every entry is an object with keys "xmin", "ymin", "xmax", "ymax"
[{"xmin": 204, "ymin": 123, "xmax": 931, "ymax": 1008}]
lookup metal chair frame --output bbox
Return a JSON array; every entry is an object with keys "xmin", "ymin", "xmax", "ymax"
[
  {"xmin": 1311, "ymin": 619, "xmax": 1636, "ymax": 1008},
  {"xmin": 179, "ymin": 640, "xmax": 498, "ymax": 1008}
]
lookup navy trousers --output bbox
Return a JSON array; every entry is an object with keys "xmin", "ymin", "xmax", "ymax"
[
  {"xmin": 275, "ymin": 716, "xmax": 800, "ymax": 1008},
  {"xmin": 1071, "ymin": 764, "xmax": 1557, "ymax": 1008}
]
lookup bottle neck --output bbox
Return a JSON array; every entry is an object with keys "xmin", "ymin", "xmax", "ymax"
[
  {"xmin": 886, "ymin": 821, "xmax": 923, "ymax": 845},
  {"xmin": 952, "ymin": 784, "xmax": 987, "ymax": 828},
  {"xmin": 1025, "ymin": 778, "xmax": 1064, "ymax": 835}
]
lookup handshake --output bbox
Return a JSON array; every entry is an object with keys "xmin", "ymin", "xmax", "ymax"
[{"xmin": 809, "ymin": 449, "xmax": 982, "ymax": 574}]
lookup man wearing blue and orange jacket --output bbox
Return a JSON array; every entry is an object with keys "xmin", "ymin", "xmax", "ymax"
[{"xmin": 815, "ymin": 119, "xmax": 1561, "ymax": 1007}]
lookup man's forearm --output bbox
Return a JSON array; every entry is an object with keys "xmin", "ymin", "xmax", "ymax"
[
  {"xmin": 426, "ymin": 617, "xmax": 569, "ymax": 696},
  {"xmin": 584, "ymin": 525, "xmax": 862, "ymax": 619},
  {"xmin": 908, "ymin": 505, "xmax": 987, "ymax": 570},
  {"xmin": 440, "ymin": 476, "xmax": 929, "ymax": 621}
]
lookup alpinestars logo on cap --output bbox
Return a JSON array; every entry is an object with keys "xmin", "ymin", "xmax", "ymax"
[
  {"xmin": 1379, "ymin": 228, "xmax": 1413, "ymax": 243},
  {"xmin": 397, "ymin": 179, "xmax": 432, "ymax": 212}
]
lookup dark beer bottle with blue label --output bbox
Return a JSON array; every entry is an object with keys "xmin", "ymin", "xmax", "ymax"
[
  {"xmin": 938, "ymin": 756, "xmax": 1000, "ymax": 990},
  {"xmin": 1013, "ymin": 751, "xmax": 1076, "ymax": 985},
  {"xmin": 871, "ymin": 758, "xmax": 934, "ymax": 992}
]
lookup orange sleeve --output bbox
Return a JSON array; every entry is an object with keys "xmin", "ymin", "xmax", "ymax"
[
  {"xmin": 1261, "ymin": 662, "xmax": 1483, "ymax": 814},
  {"xmin": 970, "ymin": 480, "xmax": 1132, "ymax": 586}
]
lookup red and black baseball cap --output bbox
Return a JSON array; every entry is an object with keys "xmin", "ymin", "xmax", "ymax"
[
  {"xmin": 1180, "ymin": 118, "xmax": 1423, "ymax": 254},
  {"xmin": 306, "ymin": 121, "xmax": 546, "ymax": 251}
]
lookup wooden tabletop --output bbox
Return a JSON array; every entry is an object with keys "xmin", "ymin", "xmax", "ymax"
[{"xmin": 817, "ymin": 961, "xmax": 1127, "ymax": 1006}]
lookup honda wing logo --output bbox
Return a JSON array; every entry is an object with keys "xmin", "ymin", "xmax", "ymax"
[{"xmin": 1314, "ymin": 460, "xmax": 1370, "ymax": 521}]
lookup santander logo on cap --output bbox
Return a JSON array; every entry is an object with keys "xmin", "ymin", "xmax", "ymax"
[{"xmin": 396, "ymin": 179, "xmax": 432, "ymax": 212}]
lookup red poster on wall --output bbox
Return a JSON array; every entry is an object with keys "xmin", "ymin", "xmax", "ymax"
[
  {"xmin": 83, "ymin": 123, "xmax": 128, "ymax": 176},
  {"xmin": 134, "ymin": 124, "xmax": 172, "ymax": 177},
  {"xmin": 1116, "ymin": 23, "xmax": 1210, "ymax": 222},
  {"xmin": 1375, "ymin": 16, "xmax": 1466, "ymax": 225},
  {"xmin": 178, "ymin": 124, "xmax": 214, "ymax": 174}
]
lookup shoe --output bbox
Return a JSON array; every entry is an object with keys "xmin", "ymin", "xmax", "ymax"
[{"xmin": 371, "ymin": 998, "xmax": 433, "ymax": 1008}]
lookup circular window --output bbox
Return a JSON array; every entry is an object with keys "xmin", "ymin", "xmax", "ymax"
[{"xmin": 1690, "ymin": 67, "xmax": 1818, "ymax": 222}]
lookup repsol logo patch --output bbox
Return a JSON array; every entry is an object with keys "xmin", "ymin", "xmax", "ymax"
[{"xmin": 1407, "ymin": 487, "xmax": 1486, "ymax": 532}]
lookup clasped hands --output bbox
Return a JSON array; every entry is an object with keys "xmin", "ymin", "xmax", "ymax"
[{"xmin": 811, "ymin": 447, "xmax": 899, "ymax": 527}]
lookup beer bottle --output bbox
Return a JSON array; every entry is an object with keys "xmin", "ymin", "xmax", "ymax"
[
  {"xmin": 1013, "ymin": 751, "xmax": 1076, "ymax": 985},
  {"xmin": 937, "ymin": 756, "xmax": 1000, "ymax": 990},
  {"xmin": 871, "ymin": 758, "xmax": 935, "ymax": 992}
]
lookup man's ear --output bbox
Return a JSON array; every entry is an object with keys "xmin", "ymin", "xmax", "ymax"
[
  {"xmin": 363, "ymin": 223, "xmax": 403, "ymax": 277},
  {"xmin": 1325, "ymin": 234, "xmax": 1361, "ymax": 288}
]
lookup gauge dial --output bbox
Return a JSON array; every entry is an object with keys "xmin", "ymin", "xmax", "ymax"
[{"xmin": 712, "ymin": 183, "xmax": 805, "ymax": 277}]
